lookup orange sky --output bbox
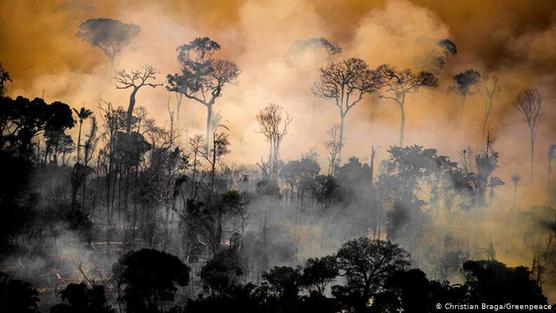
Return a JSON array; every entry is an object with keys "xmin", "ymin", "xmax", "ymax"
[
  {"xmin": 1, "ymin": 0, "xmax": 555, "ymax": 180},
  {"xmin": 2, "ymin": 0, "xmax": 556, "ymax": 300}
]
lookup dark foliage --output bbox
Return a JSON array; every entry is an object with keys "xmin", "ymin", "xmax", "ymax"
[
  {"xmin": 463, "ymin": 260, "xmax": 547, "ymax": 305},
  {"xmin": 50, "ymin": 282, "xmax": 114, "ymax": 313},
  {"xmin": 0, "ymin": 271, "xmax": 39, "ymax": 313},
  {"xmin": 112, "ymin": 249, "xmax": 190, "ymax": 313}
]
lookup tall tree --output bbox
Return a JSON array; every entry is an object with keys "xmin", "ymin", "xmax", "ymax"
[
  {"xmin": 378, "ymin": 65, "xmax": 438, "ymax": 146},
  {"xmin": 313, "ymin": 58, "xmax": 381, "ymax": 162},
  {"xmin": 167, "ymin": 37, "xmax": 240, "ymax": 152},
  {"xmin": 475, "ymin": 133, "xmax": 499, "ymax": 207},
  {"xmin": 514, "ymin": 88, "xmax": 544, "ymax": 182},
  {"xmin": 256, "ymin": 103, "xmax": 292, "ymax": 180},
  {"xmin": 203, "ymin": 124, "xmax": 231, "ymax": 195},
  {"xmin": 77, "ymin": 18, "xmax": 140, "ymax": 67},
  {"xmin": 73, "ymin": 107, "xmax": 93, "ymax": 164},
  {"xmin": 114, "ymin": 65, "xmax": 161, "ymax": 134},
  {"xmin": 449, "ymin": 69, "xmax": 480, "ymax": 116},
  {"xmin": 0, "ymin": 63, "xmax": 11, "ymax": 97},
  {"xmin": 325, "ymin": 125, "xmax": 341, "ymax": 176},
  {"xmin": 478, "ymin": 74, "xmax": 500, "ymax": 137}
]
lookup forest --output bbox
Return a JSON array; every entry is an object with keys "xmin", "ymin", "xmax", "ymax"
[{"xmin": 0, "ymin": 1, "xmax": 555, "ymax": 312}]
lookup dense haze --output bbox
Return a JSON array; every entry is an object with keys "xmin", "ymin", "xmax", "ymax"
[
  {"xmin": 1, "ymin": 0, "xmax": 555, "ymax": 312},
  {"xmin": 2, "ymin": 0, "xmax": 555, "ymax": 167}
]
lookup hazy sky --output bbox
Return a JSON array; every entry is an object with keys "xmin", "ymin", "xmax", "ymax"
[
  {"xmin": 1, "ymin": 0, "xmax": 555, "ymax": 188},
  {"xmin": 2, "ymin": 0, "xmax": 556, "ymax": 301}
]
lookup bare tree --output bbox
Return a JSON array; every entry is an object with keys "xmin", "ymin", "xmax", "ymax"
[
  {"xmin": 313, "ymin": 58, "xmax": 381, "ymax": 162},
  {"xmin": 189, "ymin": 135, "xmax": 204, "ymax": 198},
  {"xmin": 167, "ymin": 37, "xmax": 240, "ymax": 152},
  {"xmin": 478, "ymin": 74, "xmax": 500, "ymax": 137},
  {"xmin": 256, "ymin": 104, "xmax": 292, "ymax": 180},
  {"xmin": 115, "ymin": 65, "xmax": 161, "ymax": 133},
  {"xmin": 198, "ymin": 125, "xmax": 231, "ymax": 194},
  {"xmin": 514, "ymin": 88, "xmax": 544, "ymax": 182},
  {"xmin": 77, "ymin": 18, "xmax": 140, "ymax": 67},
  {"xmin": 378, "ymin": 65, "xmax": 438, "ymax": 146},
  {"xmin": 531, "ymin": 234, "xmax": 554, "ymax": 289}
]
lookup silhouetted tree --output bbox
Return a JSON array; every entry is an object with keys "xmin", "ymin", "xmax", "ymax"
[
  {"xmin": 333, "ymin": 238, "xmax": 410, "ymax": 312},
  {"xmin": 325, "ymin": 125, "xmax": 341, "ymax": 176},
  {"xmin": 112, "ymin": 249, "xmax": 189, "ymax": 313},
  {"xmin": 0, "ymin": 63, "xmax": 11, "ymax": 97},
  {"xmin": 313, "ymin": 58, "xmax": 382, "ymax": 162},
  {"xmin": 450, "ymin": 69, "xmax": 480, "ymax": 116},
  {"xmin": 77, "ymin": 18, "xmax": 139, "ymax": 67},
  {"xmin": 257, "ymin": 104, "xmax": 292, "ymax": 180},
  {"xmin": 280, "ymin": 152, "xmax": 320, "ymax": 200},
  {"xmin": 514, "ymin": 88, "xmax": 544, "ymax": 182},
  {"xmin": 301, "ymin": 256, "xmax": 338, "ymax": 296},
  {"xmin": 50, "ymin": 282, "xmax": 114, "ymax": 313},
  {"xmin": 115, "ymin": 65, "xmax": 161, "ymax": 134},
  {"xmin": 44, "ymin": 129, "xmax": 74, "ymax": 165},
  {"xmin": 200, "ymin": 124, "xmax": 231, "ymax": 195},
  {"xmin": 478, "ymin": 74, "xmax": 500, "ymax": 137},
  {"xmin": 531, "ymin": 234, "xmax": 553, "ymax": 290},
  {"xmin": 463, "ymin": 260, "xmax": 547, "ymax": 305},
  {"xmin": 167, "ymin": 37, "xmax": 240, "ymax": 152},
  {"xmin": 0, "ymin": 96, "xmax": 75, "ymax": 158},
  {"xmin": 74, "ymin": 107, "xmax": 93, "ymax": 164},
  {"xmin": 200, "ymin": 248, "xmax": 243, "ymax": 295},
  {"xmin": 378, "ymin": 65, "xmax": 438, "ymax": 146},
  {"xmin": 263, "ymin": 266, "xmax": 303, "ymax": 300},
  {"xmin": 378, "ymin": 145, "xmax": 467, "ymax": 237},
  {"xmin": 311, "ymin": 175, "xmax": 343, "ymax": 209},
  {"xmin": 475, "ymin": 133, "xmax": 498, "ymax": 207},
  {"xmin": 377, "ymin": 269, "xmax": 434, "ymax": 313}
]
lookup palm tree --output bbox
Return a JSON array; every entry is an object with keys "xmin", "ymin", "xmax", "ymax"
[{"xmin": 73, "ymin": 107, "xmax": 93, "ymax": 164}]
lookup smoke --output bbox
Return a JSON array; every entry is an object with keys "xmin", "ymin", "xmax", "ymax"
[{"xmin": 1, "ymin": 0, "xmax": 556, "ymax": 302}]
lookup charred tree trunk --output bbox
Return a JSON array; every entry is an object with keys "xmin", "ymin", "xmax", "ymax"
[
  {"xmin": 126, "ymin": 87, "xmax": 138, "ymax": 134},
  {"xmin": 205, "ymin": 104, "xmax": 213, "ymax": 154}
]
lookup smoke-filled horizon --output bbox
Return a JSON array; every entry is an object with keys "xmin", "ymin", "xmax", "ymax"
[
  {"xmin": 2, "ymin": 0, "xmax": 555, "ymax": 178},
  {"xmin": 1, "ymin": 0, "xmax": 556, "ymax": 309}
]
